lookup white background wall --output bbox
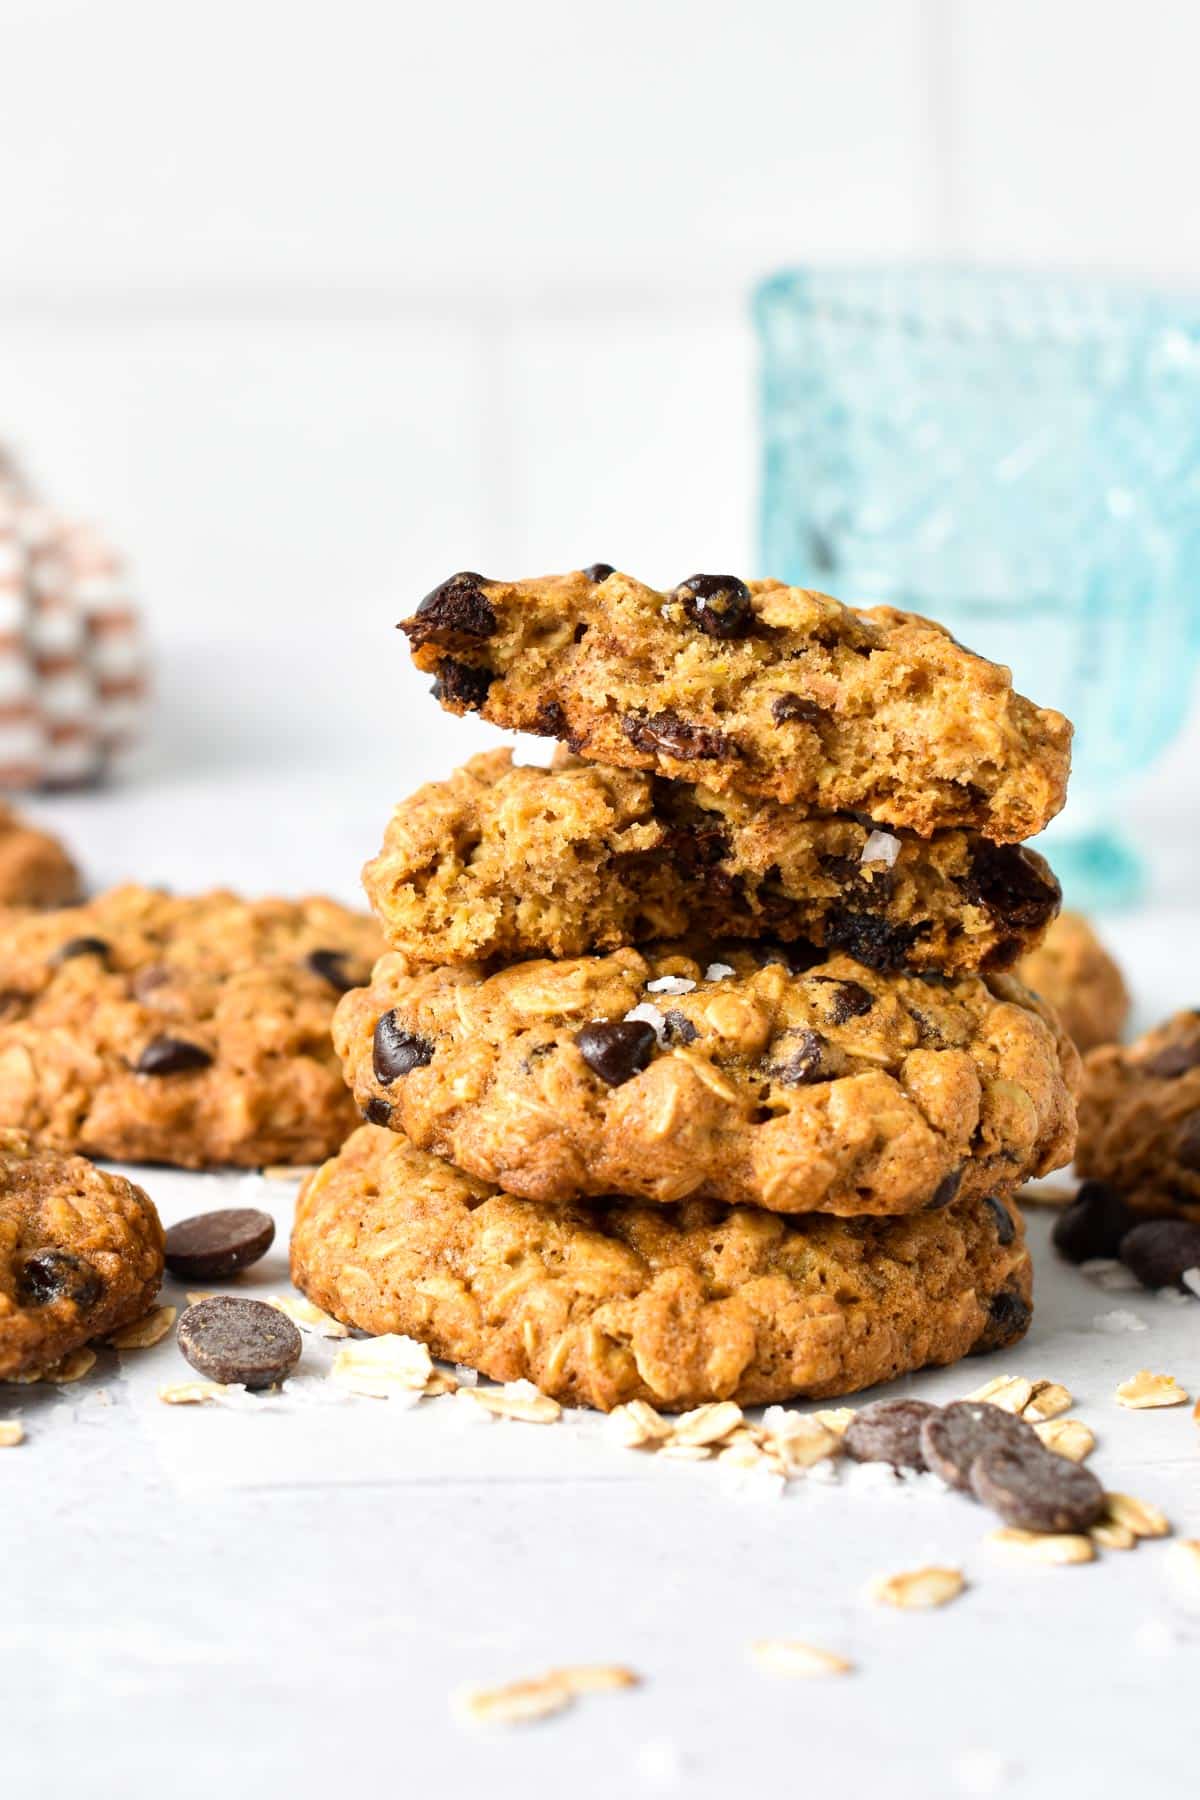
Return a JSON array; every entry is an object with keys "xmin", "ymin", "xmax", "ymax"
[{"xmin": 3, "ymin": 0, "xmax": 1199, "ymax": 790}]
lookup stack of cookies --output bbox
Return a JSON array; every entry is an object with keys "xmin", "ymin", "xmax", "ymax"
[{"xmin": 293, "ymin": 568, "xmax": 1080, "ymax": 1413}]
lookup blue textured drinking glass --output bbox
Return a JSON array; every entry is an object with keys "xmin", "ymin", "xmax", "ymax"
[{"xmin": 755, "ymin": 267, "xmax": 1200, "ymax": 906}]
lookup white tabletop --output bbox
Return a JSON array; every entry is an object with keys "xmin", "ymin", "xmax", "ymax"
[{"xmin": 5, "ymin": 673, "xmax": 1200, "ymax": 1800}]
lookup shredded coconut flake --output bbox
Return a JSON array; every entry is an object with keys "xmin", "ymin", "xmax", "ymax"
[
  {"xmin": 1092, "ymin": 1309, "xmax": 1148, "ymax": 1334},
  {"xmin": 860, "ymin": 829, "xmax": 901, "ymax": 869},
  {"xmin": 704, "ymin": 962, "xmax": 734, "ymax": 982},
  {"xmin": 624, "ymin": 1002, "xmax": 666, "ymax": 1041},
  {"xmin": 645, "ymin": 975, "xmax": 696, "ymax": 996}
]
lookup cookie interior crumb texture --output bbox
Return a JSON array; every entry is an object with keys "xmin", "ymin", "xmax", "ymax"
[
  {"xmin": 289, "ymin": 1125, "xmax": 1033, "ymax": 1412},
  {"xmin": 398, "ymin": 569, "xmax": 1072, "ymax": 839},
  {"xmin": 363, "ymin": 749, "xmax": 1061, "ymax": 973},
  {"xmin": 334, "ymin": 942, "xmax": 1079, "ymax": 1216}
]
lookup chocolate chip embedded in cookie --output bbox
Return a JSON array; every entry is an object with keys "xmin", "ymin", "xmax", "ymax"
[
  {"xmin": 362, "ymin": 751, "xmax": 1062, "ymax": 974},
  {"xmin": 1077, "ymin": 1011, "xmax": 1200, "ymax": 1222},
  {"xmin": 0, "ymin": 802, "xmax": 82, "ymax": 909},
  {"xmin": 0, "ymin": 885, "xmax": 382, "ymax": 1168},
  {"xmin": 398, "ymin": 569, "xmax": 1072, "ymax": 840},
  {"xmin": 1018, "ymin": 911, "xmax": 1129, "ymax": 1053},
  {"xmin": 0, "ymin": 1127, "xmax": 163, "ymax": 1379},
  {"xmin": 333, "ymin": 943, "xmax": 1078, "ymax": 1217},
  {"xmin": 289, "ymin": 1125, "xmax": 1033, "ymax": 1413}
]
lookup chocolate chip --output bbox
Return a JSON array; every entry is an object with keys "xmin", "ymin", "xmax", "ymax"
[
  {"xmin": 844, "ymin": 1398, "xmax": 938, "ymax": 1471},
  {"xmin": 963, "ymin": 843, "xmax": 1061, "ymax": 931},
  {"xmin": 919, "ymin": 1400, "xmax": 1035, "ymax": 1491},
  {"xmin": 971, "ymin": 1288, "xmax": 1032, "ymax": 1355},
  {"xmin": 822, "ymin": 911, "xmax": 927, "ymax": 973},
  {"xmin": 373, "ymin": 1012, "xmax": 435, "ymax": 1084},
  {"xmin": 575, "ymin": 1020, "xmax": 657, "ymax": 1086},
  {"xmin": 1176, "ymin": 1112, "xmax": 1200, "ymax": 1170},
  {"xmin": 622, "ymin": 709, "xmax": 735, "ymax": 764},
  {"xmin": 971, "ymin": 1442, "xmax": 1105, "ymax": 1533},
  {"xmin": 662, "ymin": 1010, "xmax": 698, "ymax": 1047},
  {"xmin": 983, "ymin": 1196, "xmax": 1016, "ymax": 1245},
  {"xmin": 1051, "ymin": 1180, "xmax": 1134, "ymax": 1264},
  {"xmin": 135, "ymin": 1036, "xmax": 214, "ymax": 1076},
  {"xmin": 53, "ymin": 936, "xmax": 110, "ymax": 965},
  {"xmin": 814, "ymin": 978, "xmax": 874, "ymax": 1023},
  {"xmin": 675, "ymin": 573, "xmax": 753, "ymax": 639},
  {"xmin": 177, "ymin": 1296, "xmax": 301, "ymax": 1390},
  {"xmin": 431, "ymin": 658, "xmax": 493, "ymax": 711},
  {"xmin": 530, "ymin": 699, "xmax": 567, "ymax": 737},
  {"xmin": 926, "ymin": 1167, "xmax": 963, "ymax": 1211},
  {"xmin": 1142, "ymin": 1037, "xmax": 1200, "ymax": 1079},
  {"xmin": 661, "ymin": 821, "xmax": 731, "ymax": 874},
  {"xmin": 306, "ymin": 948, "xmax": 356, "ymax": 992},
  {"xmin": 164, "ymin": 1208, "xmax": 277, "ymax": 1280},
  {"xmin": 403, "ymin": 573, "xmax": 496, "ymax": 646},
  {"xmin": 16, "ymin": 1249, "xmax": 101, "ymax": 1311},
  {"xmin": 768, "ymin": 1027, "xmax": 827, "ymax": 1086},
  {"xmin": 755, "ymin": 939, "xmax": 825, "ymax": 975},
  {"xmin": 1118, "ymin": 1219, "xmax": 1200, "ymax": 1292},
  {"xmin": 583, "ymin": 562, "xmax": 615, "ymax": 582},
  {"xmin": 363, "ymin": 1096, "xmax": 393, "ymax": 1127},
  {"xmin": 770, "ymin": 693, "xmax": 825, "ymax": 725}
]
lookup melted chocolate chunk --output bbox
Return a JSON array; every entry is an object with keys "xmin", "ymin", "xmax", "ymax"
[
  {"xmin": 983, "ymin": 1195, "xmax": 1016, "ymax": 1245},
  {"xmin": 814, "ymin": 977, "xmax": 874, "ymax": 1023},
  {"xmin": 674, "ymin": 573, "xmax": 753, "ymax": 639},
  {"xmin": 529, "ymin": 699, "xmax": 567, "ymax": 737},
  {"xmin": 963, "ymin": 842, "xmax": 1061, "ymax": 931},
  {"xmin": 53, "ymin": 936, "xmax": 111, "ymax": 966},
  {"xmin": 767, "ymin": 1027, "xmax": 827, "ymax": 1086},
  {"xmin": 373, "ymin": 1012, "xmax": 435, "ymax": 1084},
  {"xmin": 431, "ymin": 658, "xmax": 493, "ymax": 711},
  {"xmin": 926, "ymin": 1167, "xmax": 963, "ymax": 1211},
  {"xmin": 583, "ymin": 563, "xmax": 615, "ymax": 583},
  {"xmin": 770, "ymin": 692, "xmax": 826, "ymax": 726},
  {"xmin": 135, "ymin": 1036, "xmax": 214, "ymax": 1076},
  {"xmin": 1051, "ymin": 1180, "xmax": 1134, "ymax": 1264},
  {"xmin": 363, "ymin": 1096, "xmax": 393, "ymax": 1127},
  {"xmin": 661, "ymin": 821, "xmax": 731, "ymax": 875},
  {"xmin": 575, "ymin": 1020, "xmax": 657, "ymax": 1086},
  {"xmin": 970, "ymin": 1288, "xmax": 1032, "ymax": 1355},
  {"xmin": 403, "ymin": 573, "xmax": 496, "ymax": 646},
  {"xmin": 822, "ymin": 911, "xmax": 927, "ymax": 974},
  {"xmin": 17, "ymin": 1249, "xmax": 101, "ymax": 1311},
  {"xmin": 661, "ymin": 1010, "xmax": 698, "ymax": 1047},
  {"xmin": 306, "ymin": 948, "xmax": 356, "ymax": 992},
  {"xmin": 622, "ymin": 710, "xmax": 735, "ymax": 763}
]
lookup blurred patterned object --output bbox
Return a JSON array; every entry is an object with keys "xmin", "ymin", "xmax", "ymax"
[{"xmin": 0, "ymin": 447, "xmax": 147, "ymax": 789}]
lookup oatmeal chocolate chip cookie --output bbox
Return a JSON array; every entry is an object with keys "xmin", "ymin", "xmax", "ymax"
[
  {"xmin": 1018, "ymin": 911, "xmax": 1129, "ymax": 1053},
  {"xmin": 1077, "ymin": 1011, "xmax": 1200, "ymax": 1222},
  {"xmin": 290, "ymin": 1124, "xmax": 1033, "ymax": 1412},
  {"xmin": 0, "ymin": 803, "xmax": 82, "ymax": 909},
  {"xmin": 334, "ymin": 943, "xmax": 1078, "ymax": 1216},
  {"xmin": 398, "ymin": 569, "xmax": 1071, "ymax": 840},
  {"xmin": 0, "ymin": 885, "xmax": 382, "ymax": 1168},
  {"xmin": 0, "ymin": 1127, "xmax": 163, "ymax": 1379},
  {"xmin": 364, "ymin": 749, "xmax": 1061, "ymax": 973}
]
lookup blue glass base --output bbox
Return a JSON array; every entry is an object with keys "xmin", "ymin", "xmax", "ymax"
[{"xmin": 1043, "ymin": 828, "xmax": 1143, "ymax": 912}]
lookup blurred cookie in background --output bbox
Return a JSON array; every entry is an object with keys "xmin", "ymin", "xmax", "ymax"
[
  {"xmin": 0, "ymin": 802, "xmax": 81, "ymax": 907},
  {"xmin": 0, "ymin": 447, "xmax": 148, "ymax": 789},
  {"xmin": 1018, "ymin": 910, "xmax": 1129, "ymax": 1053},
  {"xmin": 1077, "ymin": 1011, "xmax": 1200, "ymax": 1223}
]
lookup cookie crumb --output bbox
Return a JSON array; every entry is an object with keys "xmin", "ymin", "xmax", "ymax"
[
  {"xmin": 106, "ymin": 1304, "xmax": 177, "ymax": 1349},
  {"xmin": 1115, "ymin": 1370, "xmax": 1190, "ymax": 1409},
  {"xmin": 749, "ymin": 1639, "xmax": 854, "ymax": 1679},
  {"xmin": 869, "ymin": 1566, "xmax": 965, "ymax": 1609}
]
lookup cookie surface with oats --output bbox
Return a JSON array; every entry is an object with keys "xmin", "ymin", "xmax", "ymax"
[
  {"xmin": 0, "ymin": 1127, "xmax": 163, "ymax": 1378},
  {"xmin": 0, "ymin": 885, "xmax": 381, "ymax": 1168},
  {"xmin": 364, "ymin": 750, "xmax": 1061, "ymax": 973},
  {"xmin": 334, "ymin": 943, "xmax": 1078, "ymax": 1217},
  {"xmin": 0, "ymin": 803, "xmax": 82, "ymax": 909},
  {"xmin": 399, "ymin": 568, "xmax": 1071, "ymax": 840},
  {"xmin": 1077, "ymin": 1011, "xmax": 1200, "ymax": 1221},
  {"xmin": 1019, "ymin": 911, "xmax": 1129, "ymax": 1053},
  {"xmin": 290, "ymin": 1125, "xmax": 1033, "ymax": 1412}
]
